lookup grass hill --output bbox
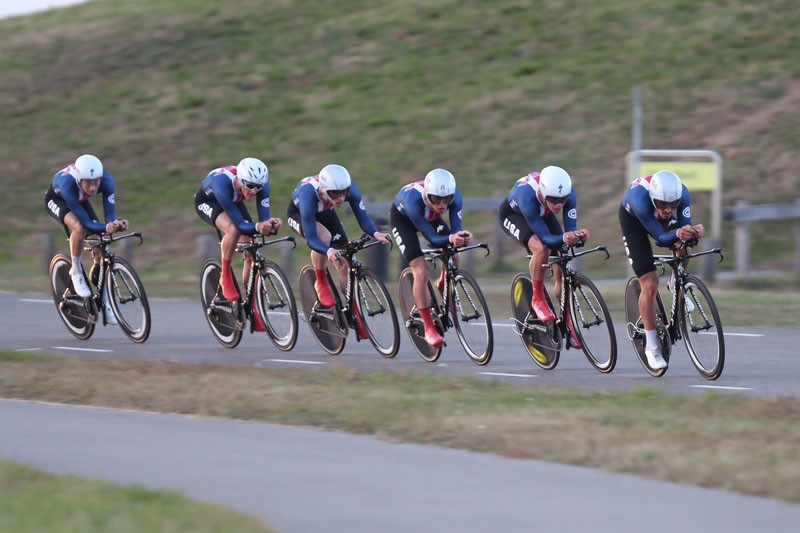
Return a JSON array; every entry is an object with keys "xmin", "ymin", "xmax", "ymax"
[{"xmin": 1, "ymin": 0, "xmax": 798, "ymax": 293}]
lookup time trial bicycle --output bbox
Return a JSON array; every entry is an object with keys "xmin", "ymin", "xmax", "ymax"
[
  {"xmin": 624, "ymin": 240, "xmax": 725, "ymax": 379},
  {"xmin": 49, "ymin": 231, "xmax": 150, "ymax": 343},
  {"xmin": 398, "ymin": 242, "xmax": 493, "ymax": 365},
  {"xmin": 510, "ymin": 244, "xmax": 616, "ymax": 372},
  {"xmin": 298, "ymin": 234, "xmax": 400, "ymax": 357},
  {"xmin": 200, "ymin": 233, "xmax": 298, "ymax": 350}
]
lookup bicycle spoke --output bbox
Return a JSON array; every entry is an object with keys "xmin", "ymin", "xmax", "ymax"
[
  {"xmin": 681, "ymin": 276, "xmax": 725, "ymax": 379},
  {"xmin": 356, "ymin": 269, "xmax": 399, "ymax": 357},
  {"xmin": 571, "ymin": 275, "xmax": 616, "ymax": 373},
  {"xmin": 451, "ymin": 270, "xmax": 492, "ymax": 365}
]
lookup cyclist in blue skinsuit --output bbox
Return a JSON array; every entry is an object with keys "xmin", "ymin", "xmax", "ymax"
[
  {"xmin": 194, "ymin": 158, "xmax": 282, "ymax": 330},
  {"xmin": 390, "ymin": 168, "xmax": 473, "ymax": 348},
  {"xmin": 498, "ymin": 166, "xmax": 589, "ymax": 349},
  {"xmin": 44, "ymin": 155, "xmax": 128, "ymax": 321},
  {"xmin": 287, "ymin": 164, "xmax": 390, "ymax": 337},
  {"xmin": 619, "ymin": 169, "xmax": 704, "ymax": 370}
]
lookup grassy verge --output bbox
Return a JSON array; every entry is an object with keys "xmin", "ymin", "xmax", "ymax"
[
  {"xmin": 2, "ymin": 351, "xmax": 799, "ymax": 503},
  {"xmin": 0, "ymin": 460, "xmax": 273, "ymax": 533}
]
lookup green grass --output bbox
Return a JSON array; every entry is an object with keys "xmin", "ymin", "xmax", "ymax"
[
  {"xmin": 1, "ymin": 0, "xmax": 799, "ymax": 292},
  {"xmin": 2, "ymin": 353, "xmax": 800, "ymax": 503},
  {"xmin": 0, "ymin": 460, "xmax": 274, "ymax": 533}
]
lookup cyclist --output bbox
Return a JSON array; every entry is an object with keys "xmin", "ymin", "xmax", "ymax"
[
  {"xmin": 44, "ymin": 154, "xmax": 128, "ymax": 322},
  {"xmin": 390, "ymin": 168, "xmax": 473, "ymax": 348},
  {"xmin": 194, "ymin": 158, "xmax": 282, "ymax": 330},
  {"xmin": 287, "ymin": 164, "xmax": 390, "ymax": 338},
  {"xmin": 619, "ymin": 169, "xmax": 704, "ymax": 370},
  {"xmin": 497, "ymin": 166, "xmax": 589, "ymax": 349}
]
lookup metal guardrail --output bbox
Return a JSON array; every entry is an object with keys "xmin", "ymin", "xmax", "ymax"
[{"xmin": 723, "ymin": 199, "xmax": 800, "ymax": 278}]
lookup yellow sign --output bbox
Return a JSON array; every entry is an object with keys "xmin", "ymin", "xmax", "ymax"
[{"xmin": 637, "ymin": 162, "xmax": 717, "ymax": 191}]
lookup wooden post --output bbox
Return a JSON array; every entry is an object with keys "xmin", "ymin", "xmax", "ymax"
[
  {"xmin": 734, "ymin": 200, "xmax": 751, "ymax": 279},
  {"xmin": 43, "ymin": 233, "xmax": 54, "ymax": 273},
  {"xmin": 795, "ymin": 199, "xmax": 800, "ymax": 274},
  {"xmin": 197, "ymin": 234, "xmax": 217, "ymax": 263}
]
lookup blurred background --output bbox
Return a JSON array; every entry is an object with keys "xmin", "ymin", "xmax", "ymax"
[{"xmin": 1, "ymin": 0, "xmax": 798, "ymax": 297}]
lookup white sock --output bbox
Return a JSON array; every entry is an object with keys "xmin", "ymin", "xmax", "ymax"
[
  {"xmin": 645, "ymin": 329, "xmax": 658, "ymax": 350},
  {"xmin": 71, "ymin": 257, "xmax": 83, "ymax": 275}
]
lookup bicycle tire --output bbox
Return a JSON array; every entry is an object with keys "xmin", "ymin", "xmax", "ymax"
[
  {"xmin": 298, "ymin": 265, "xmax": 347, "ymax": 355},
  {"xmin": 256, "ymin": 261, "xmax": 299, "ymax": 351},
  {"xmin": 49, "ymin": 254, "xmax": 96, "ymax": 340},
  {"xmin": 451, "ymin": 269, "xmax": 493, "ymax": 365},
  {"xmin": 108, "ymin": 257, "xmax": 151, "ymax": 343},
  {"xmin": 510, "ymin": 273, "xmax": 560, "ymax": 369},
  {"xmin": 398, "ymin": 267, "xmax": 442, "ymax": 362},
  {"xmin": 356, "ymin": 267, "xmax": 400, "ymax": 358},
  {"xmin": 200, "ymin": 260, "xmax": 243, "ymax": 348},
  {"xmin": 680, "ymin": 275, "xmax": 725, "ymax": 380},
  {"xmin": 570, "ymin": 274, "xmax": 616, "ymax": 373},
  {"xmin": 624, "ymin": 277, "xmax": 669, "ymax": 377}
]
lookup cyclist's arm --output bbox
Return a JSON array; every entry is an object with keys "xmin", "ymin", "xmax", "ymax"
[
  {"xmin": 562, "ymin": 190, "xmax": 579, "ymax": 233},
  {"xmin": 254, "ymin": 183, "xmax": 272, "ymax": 222},
  {"xmin": 297, "ymin": 189, "xmax": 330, "ymax": 254},
  {"xmin": 347, "ymin": 182, "xmax": 379, "ymax": 236},
  {"xmin": 99, "ymin": 172, "xmax": 118, "ymax": 223},
  {"xmin": 447, "ymin": 190, "xmax": 465, "ymax": 233},
  {"xmin": 519, "ymin": 197, "xmax": 564, "ymax": 248},
  {"xmin": 213, "ymin": 180, "xmax": 257, "ymax": 235},
  {"xmin": 408, "ymin": 201, "xmax": 450, "ymax": 248},
  {"xmin": 631, "ymin": 201, "xmax": 679, "ymax": 247},
  {"xmin": 61, "ymin": 181, "xmax": 106, "ymax": 234}
]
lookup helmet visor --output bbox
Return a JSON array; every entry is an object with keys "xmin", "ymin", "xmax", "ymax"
[
  {"xmin": 654, "ymin": 199, "xmax": 680, "ymax": 210},
  {"xmin": 428, "ymin": 193, "xmax": 454, "ymax": 206},
  {"xmin": 545, "ymin": 195, "xmax": 569, "ymax": 206},
  {"xmin": 327, "ymin": 187, "xmax": 350, "ymax": 200},
  {"xmin": 241, "ymin": 179, "xmax": 263, "ymax": 191}
]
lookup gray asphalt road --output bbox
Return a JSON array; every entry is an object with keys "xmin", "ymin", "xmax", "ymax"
[
  {"xmin": 3, "ymin": 398, "xmax": 799, "ymax": 533},
  {"xmin": 3, "ymin": 291, "xmax": 800, "ymax": 531},
  {"xmin": 3, "ymin": 292, "xmax": 799, "ymax": 397}
]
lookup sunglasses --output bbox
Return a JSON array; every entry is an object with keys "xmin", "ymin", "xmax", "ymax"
[
  {"xmin": 241, "ymin": 180, "xmax": 262, "ymax": 191},
  {"xmin": 428, "ymin": 194, "xmax": 454, "ymax": 206},
  {"xmin": 654, "ymin": 199, "xmax": 680, "ymax": 210},
  {"xmin": 545, "ymin": 195, "xmax": 569, "ymax": 205},
  {"xmin": 327, "ymin": 187, "xmax": 350, "ymax": 200}
]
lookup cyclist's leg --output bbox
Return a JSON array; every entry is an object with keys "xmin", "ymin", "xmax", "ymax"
[
  {"xmin": 315, "ymin": 210, "xmax": 349, "ymax": 291},
  {"xmin": 527, "ymin": 234, "xmax": 553, "ymax": 322},
  {"xmin": 433, "ymin": 220, "xmax": 451, "ymax": 293},
  {"xmin": 410, "ymin": 255, "xmax": 443, "ymax": 347},
  {"xmin": 214, "ymin": 213, "xmax": 241, "ymax": 301},
  {"xmin": 234, "ymin": 203, "xmax": 256, "ymax": 286}
]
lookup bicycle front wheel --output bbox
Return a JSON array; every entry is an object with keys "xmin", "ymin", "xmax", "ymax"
[
  {"xmin": 298, "ymin": 265, "xmax": 347, "ymax": 355},
  {"xmin": 257, "ymin": 261, "xmax": 298, "ymax": 351},
  {"xmin": 356, "ymin": 268, "xmax": 400, "ymax": 358},
  {"xmin": 200, "ymin": 260, "xmax": 243, "ymax": 349},
  {"xmin": 680, "ymin": 275, "xmax": 725, "ymax": 380},
  {"xmin": 108, "ymin": 257, "xmax": 151, "ymax": 343},
  {"xmin": 49, "ymin": 254, "xmax": 96, "ymax": 340},
  {"xmin": 570, "ymin": 274, "xmax": 616, "ymax": 373},
  {"xmin": 451, "ymin": 269, "xmax": 493, "ymax": 365}
]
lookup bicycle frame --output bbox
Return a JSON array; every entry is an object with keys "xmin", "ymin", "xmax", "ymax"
[
  {"xmin": 652, "ymin": 246, "xmax": 723, "ymax": 343},
  {"xmin": 421, "ymin": 242, "xmax": 490, "ymax": 330},
  {"xmin": 547, "ymin": 245, "xmax": 610, "ymax": 341},
  {"xmin": 336, "ymin": 234, "xmax": 385, "ymax": 320},
  {"xmin": 234, "ymin": 233, "xmax": 296, "ymax": 317},
  {"xmin": 83, "ymin": 231, "xmax": 144, "ymax": 323}
]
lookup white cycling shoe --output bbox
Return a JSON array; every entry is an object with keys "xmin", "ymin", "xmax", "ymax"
[
  {"xmin": 644, "ymin": 346, "xmax": 667, "ymax": 370},
  {"xmin": 70, "ymin": 271, "xmax": 92, "ymax": 298}
]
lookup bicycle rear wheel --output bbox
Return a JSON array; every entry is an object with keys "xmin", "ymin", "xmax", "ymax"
[
  {"xmin": 398, "ymin": 267, "xmax": 442, "ymax": 362},
  {"xmin": 510, "ymin": 273, "xmax": 560, "ymax": 369},
  {"xmin": 298, "ymin": 265, "xmax": 347, "ymax": 355},
  {"xmin": 680, "ymin": 275, "xmax": 725, "ymax": 380},
  {"xmin": 49, "ymin": 254, "xmax": 96, "ymax": 340},
  {"xmin": 570, "ymin": 274, "xmax": 616, "ymax": 373},
  {"xmin": 200, "ymin": 260, "xmax": 243, "ymax": 348},
  {"xmin": 356, "ymin": 267, "xmax": 400, "ymax": 358},
  {"xmin": 624, "ymin": 277, "xmax": 669, "ymax": 377},
  {"xmin": 108, "ymin": 257, "xmax": 151, "ymax": 343},
  {"xmin": 451, "ymin": 269, "xmax": 493, "ymax": 365},
  {"xmin": 257, "ymin": 261, "xmax": 298, "ymax": 351}
]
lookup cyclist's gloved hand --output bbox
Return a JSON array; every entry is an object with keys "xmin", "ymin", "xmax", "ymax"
[
  {"xmin": 373, "ymin": 231, "xmax": 391, "ymax": 245},
  {"xmin": 327, "ymin": 247, "xmax": 343, "ymax": 264}
]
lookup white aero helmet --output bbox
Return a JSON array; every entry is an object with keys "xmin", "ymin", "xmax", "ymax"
[
  {"xmin": 423, "ymin": 168, "xmax": 456, "ymax": 199},
  {"xmin": 236, "ymin": 157, "xmax": 269, "ymax": 187},
  {"xmin": 538, "ymin": 165, "xmax": 572, "ymax": 199},
  {"xmin": 74, "ymin": 154, "xmax": 103, "ymax": 182},
  {"xmin": 649, "ymin": 170, "xmax": 682, "ymax": 206},
  {"xmin": 318, "ymin": 164, "xmax": 351, "ymax": 195}
]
